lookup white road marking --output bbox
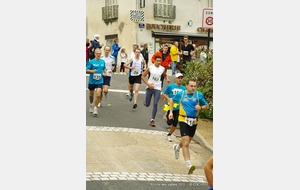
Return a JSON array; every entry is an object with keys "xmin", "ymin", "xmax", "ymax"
[
  {"xmin": 86, "ymin": 171, "xmax": 207, "ymax": 183},
  {"xmin": 86, "ymin": 88, "xmax": 146, "ymax": 94},
  {"xmin": 86, "ymin": 126, "xmax": 167, "ymax": 135}
]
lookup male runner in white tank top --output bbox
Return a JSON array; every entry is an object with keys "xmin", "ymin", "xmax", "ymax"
[{"xmin": 142, "ymin": 55, "xmax": 170, "ymax": 127}]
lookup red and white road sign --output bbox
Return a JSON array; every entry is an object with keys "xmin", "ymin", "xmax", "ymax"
[{"xmin": 202, "ymin": 8, "xmax": 213, "ymax": 28}]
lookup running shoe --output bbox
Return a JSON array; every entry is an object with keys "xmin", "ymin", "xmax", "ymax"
[
  {"xmin": 150, "ymin": 120, "xmax": 155, "ymax": 127},
  {"xmin": 173, "ymin": 144, "xmax": 180, "ymax": 159},
  {"xmin": 188, "ymin": 165, "xmax": 196, "ymax": 175},
  {"xmin": 93, "ymin": 107, "xmax": 98, "ymax": 116},
  {"xmin": 89, "ymin": 104, "xmax": 93, "ymax": 113},
  {"xmin": 129, "ymin": 92, "xmax": 133, "ymax": 101},
  {"xmin": 133, "ymin": 103, "xmax": 137, "ymax": 109},
  {"xmin": 166, "ymin": 134, "xmax": 172, "ymax": 142}
]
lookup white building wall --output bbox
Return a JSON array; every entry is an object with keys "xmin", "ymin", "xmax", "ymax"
[{"xmin": 87, "ymin": 0, "xmax": 213, "ymax": 66}]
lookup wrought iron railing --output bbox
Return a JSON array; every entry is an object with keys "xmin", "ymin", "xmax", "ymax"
[{"xmin": 154, "ymin": 4, "xmax": 176, "ymax": 20}]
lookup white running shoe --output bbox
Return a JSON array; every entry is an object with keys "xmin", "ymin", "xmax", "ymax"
[
  {"xmin": 188, "ymin": 164, "xmax": 196, "ymax": 175},
  {"xmin": 166, "ymin": 135, "xmax": 172, "ymax": 142},
  {"xmin": 126, "ymin": 92, "xmax": 130, "ymax": 97},
  {"xmin": 89, "ymin": 104, "xmax": 93, "ymax": 113},
  {"xmin": 93, "ymin": 107, "xmax": 98, "ymax": 116},
  {"xmin": 97, "ymin": 102, "xmax": 102, "ymax": 107},
  {"xmin": 173, "ymin": 144, "xmax": 180, "ymax": 159}
]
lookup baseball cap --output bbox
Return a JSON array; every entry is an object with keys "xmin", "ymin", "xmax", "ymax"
[{"xmin": 175, "ymin": 73, "xmax": 183, "ymax": 78}]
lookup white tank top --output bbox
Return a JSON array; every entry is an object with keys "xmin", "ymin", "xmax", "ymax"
[
  {"xmin": 148, "ymin": 64, "xmax": 165, "ymax": 90},
  {"xmin": 129, "ymin": 57, "xmax": 143, "ymax": 76}
]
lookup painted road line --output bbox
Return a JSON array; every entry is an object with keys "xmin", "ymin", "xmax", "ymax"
[
  {"xmin": 86, "ymin": 172, "xmax": 207, "ymax": 183},
  {"xmin": 85, "ymin": 88, "xmax": 146, "ymax": 94},
  {"xmin": 86, "ymin": 126, "xmax": 167, "ymax": 136}
]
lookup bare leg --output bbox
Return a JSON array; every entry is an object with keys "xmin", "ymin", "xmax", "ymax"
[
  {"xmin": 133, "ymin": 83, "xmax": 140, "ymax": 104},
  {"xmin": 89, "ymin": 90, "xmax": 94, "ymax": 105},
  {"xmin": 95, "ymin": 88, "xmax": 102, "ymax": 107}
]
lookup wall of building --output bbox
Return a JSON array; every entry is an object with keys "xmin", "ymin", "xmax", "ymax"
[{"xmin": 87, "ymin": 0, "xmax": 213, "ymax": 65}]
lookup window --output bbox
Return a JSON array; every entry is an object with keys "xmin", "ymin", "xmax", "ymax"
[
  {"xmin": 105, "ymin": 0, "xmax": 117, "ymax": 6},
  {"xmin": 155, "ymin": 0, "xmax": 172, "ymax": 5}
]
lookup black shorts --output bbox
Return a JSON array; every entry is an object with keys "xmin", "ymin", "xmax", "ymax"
[
  {"xmin": 103, "ymin": 76, "xmax": 111, "ymax": 86},
  {"xmin": 179, "ymin": 121, "xmax": 197, "ymax": 137},
  {"xmin": 129, "ymin": 74, "xmax": 142, "ymax": 84},
  {"xmin": 166, "ymin": 110, "xmax": 179, "ymax": 126},
  {"xmin": 88, "ymin": 84, "xmax": 103, "ymax": 91}
]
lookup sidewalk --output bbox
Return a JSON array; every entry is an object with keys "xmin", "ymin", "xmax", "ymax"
[{"xmin": 86, "ymin": 126, "xmax": 213, "ymax": 178}]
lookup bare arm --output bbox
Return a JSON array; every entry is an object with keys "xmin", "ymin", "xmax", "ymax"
[
  {"xmin": 141, "ymin": 68, "xmax": 153, "ymax": 90},
  {"xmin": 204, "ymin": 157, "xmax": 213, "ymax": 188}
]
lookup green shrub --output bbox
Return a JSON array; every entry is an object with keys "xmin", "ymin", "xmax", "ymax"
[{"xmin": 180, "ymin": 60, "xmax": 213, "ymax": 120}]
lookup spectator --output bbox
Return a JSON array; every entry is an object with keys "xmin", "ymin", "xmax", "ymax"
[
  {"xmin": 111, "ymin": 37, "xmax": 121, "ymax": 74},
  {"xmin": 151, "ymin": 44, "xmax": 172, "ymax": 88},
  {"xmin": 86, "ymin": 38, "xmax": 92, "ymax": 64},
  {"xmin": 180, "ymin": 36, "xmax": 195, "ymax": 68},
  {"xmin": 141, "ymin": 43, "xmax": 149, "ymax": 69},
  {"xmin": 91, "ymin": 34, "xmax": 104, "ymax": 59},
  {"xmin": 170, "ymin": 41, "xmax": 181, "ymax": 76}
]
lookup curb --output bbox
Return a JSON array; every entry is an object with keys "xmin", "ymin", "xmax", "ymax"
[{"xmin": 193, "ymin": 130, "xmax": 213, "ymax": 152}]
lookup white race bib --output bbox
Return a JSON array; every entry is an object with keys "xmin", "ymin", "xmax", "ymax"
[
  {"xmin": 93, "ymin": 73, "xmax": 102, "ymax": 80},
  {"xmin": 185, "ymin": 117, "xmax": 196, "ymax": 126}
]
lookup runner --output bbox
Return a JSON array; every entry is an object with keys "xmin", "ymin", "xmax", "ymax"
[
  {"xmin": 125, "ymin": 48, "xmax": 145, "ymax": 109},
  {"xmin": 168, "ymin": 79, "xmax": 208, "ymax": 174},
  {"xmin": 86, "ymin": 48, "xmax": 106, "ymax": 116},
  {"xmin": 162, "ymin": 73, "xmax": 186, "ymax": 142},
  {"xmin": 99, "ymin": 45, "xmax": 115, "ymax": 107},
  {"xmin": 142, "ymin": 55, "xmax": 170, "ymax": 127}
]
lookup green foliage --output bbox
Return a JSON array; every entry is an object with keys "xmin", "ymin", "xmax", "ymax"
[{"xmin": 181, "ymin": 60, "xmax": 213, "ymax": 120}]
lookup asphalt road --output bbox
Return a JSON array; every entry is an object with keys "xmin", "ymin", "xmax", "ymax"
[
  {"xmin": 86, "ymin": 74, "xmax": 171, "ymax": 131},
  {"xmin": 86, "ymin": 73, "xmax": 212, "ymax": 190}
]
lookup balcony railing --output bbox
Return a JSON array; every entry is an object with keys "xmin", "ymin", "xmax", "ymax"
[
  {"xmin": 102, "ymin": 5, "xmax": 118, "ymax": 22},
  {"xmin": 154, "ymin": 4, "xmax": 176, "ymax": 20}
]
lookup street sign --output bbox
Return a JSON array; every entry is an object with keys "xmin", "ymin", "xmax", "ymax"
[
  {"xmin": 202, "ymin": 8, "xmax": 213, "ymax": 28},
  {"xmin": 130, "ymin": 10, "xmax": 145, "ymax": 22}
]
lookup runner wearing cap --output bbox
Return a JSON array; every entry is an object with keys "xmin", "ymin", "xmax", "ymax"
[{"xmin": 162, "ymin": 73, "xmax": 186, "ymax": 142}]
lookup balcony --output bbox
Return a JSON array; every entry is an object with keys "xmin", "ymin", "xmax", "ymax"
[
  {"xmin": 154, "ymin": 4, "xmax": 176, "ymax": 20},
  {"xmin": 102, "ymin": 5, "xmax": 118, "ymax": 22}
]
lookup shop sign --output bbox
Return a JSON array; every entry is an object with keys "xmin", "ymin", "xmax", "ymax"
[{"xmin": 146, "ymin": 23, "xmax": 181, "ymax": 31}]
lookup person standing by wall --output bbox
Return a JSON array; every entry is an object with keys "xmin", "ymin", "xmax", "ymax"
[
  {"xmin": 86, "ymin": 38, "xmax": 92, "ymax": 65},
  {"xmin": 170, "ymin": 41, "xmax": 181, "ymax": 76},
  {"xmin": 91, "ymin": 34, "xmax": 104, "ymax": 60},
  {"xmin": 111, "ymin": 37, "xmax": 121, "ymax": 74},
  {"xmin": 200, "ymin": 47, "xmax": 208, "ymax": 64},
  {"xmin": 141, "ymin": 43, "xmax": 149, "ymax": 69},
  {"xmin": 119, "ymin": 48, "xmax": 128, "ymax": 75},
  {"xmin": 151, "ymin": 44, "xmax": 172, "ymax": 88},
  {"xmin": 181, "ymin": 36, "xmax": 195, "ymax": 69}
]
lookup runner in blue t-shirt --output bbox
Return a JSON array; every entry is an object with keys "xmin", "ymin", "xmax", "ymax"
[
  {"xmin": 86, "ymin": 48, "xmax": 106, "ymax": 116},
  {"xmin": 169, "ymin": 79, "xmax": 209, "ymax": 175},
  {"xmin": 162, "ymin": 73, "xmax": 186, "ymax": 142}
]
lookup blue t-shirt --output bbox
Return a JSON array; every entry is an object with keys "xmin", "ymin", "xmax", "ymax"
[
  {"xmin": 172, "ymin": 90, "xmax": 208, "ymax": 119},
  {"xmin": 163, "ymin": 84, "xmax": 186, "ymax": 111},
  {"xmin": 86, "ymin": 59, "xmax": 106, "ymax": 84}
]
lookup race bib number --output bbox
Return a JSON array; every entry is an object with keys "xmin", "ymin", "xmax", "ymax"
[
  {"xmin": 93, "ymin": 73, "xmax": 101, "ymax": 80},
  {"xmin": 183, "ymin": 51, "xmax": 189, "ymax": 56},
  {"xmin": 151, "ymin": 75, "xmax": 160, "ymax": 82},
  {"xmin": 185, "ymin": 117, "xmax": 196, "ymax": 126}
]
